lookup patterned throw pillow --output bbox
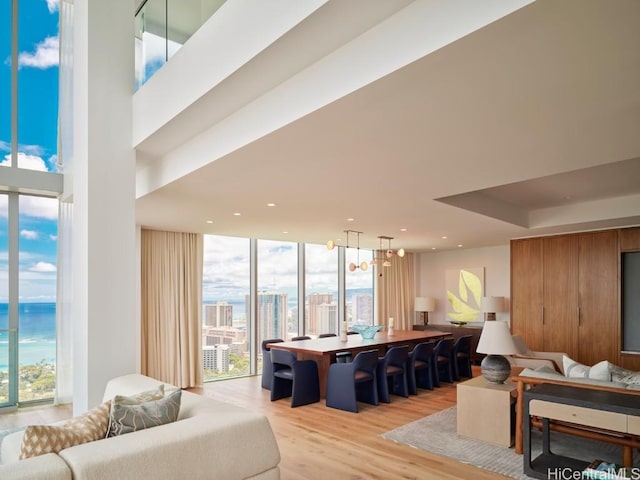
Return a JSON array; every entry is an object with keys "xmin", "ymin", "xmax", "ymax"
[
  {"xmin": 563, "ymin": 355, "xmax": 612, "ymax": 381},
  {"xmin": 106, "ymin": 389, "xmax": 181, "ymax": 437},
  {"xmin": 19, "ymin": 401, "xmax": 111, "ymax": 459}
]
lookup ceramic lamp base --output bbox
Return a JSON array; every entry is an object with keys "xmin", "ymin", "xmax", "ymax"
[{"xmin": 480, "ymin": 354, "xmax": 511, "ymax": 384}]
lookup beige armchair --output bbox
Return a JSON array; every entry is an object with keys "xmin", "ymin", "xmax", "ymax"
[{"xmin": 507, "ymin": 335, "xmax": 567, "ymax": 374}]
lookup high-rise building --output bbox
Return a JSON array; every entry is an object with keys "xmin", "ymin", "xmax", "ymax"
[
  {"xmin": 204, "ymin": 302, "xmax": 233, "ymax": 327},
  {"xmin": 352, "ymin": 294, "xmax": 374, "ymax": 324},
  {"xmin": 203, "ymin": 344, "xmax": 230, "ymax": 372},
  {"xmin": 316, "ymin": 303, "xmax": 338, "ymax": 335},
  {"xmin": 307, "ymin": 293, "xmax": 333, "ymax": 335},
  {"xmin": 247, "ymin": 292, "xmax": 288, "ymax": 341}
]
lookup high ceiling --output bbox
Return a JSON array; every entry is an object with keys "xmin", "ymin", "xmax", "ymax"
[{"xmin": 135, "ymin": 0, "xmax": 640, "ymax": 253}]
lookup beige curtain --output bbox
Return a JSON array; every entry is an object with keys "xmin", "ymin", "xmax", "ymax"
[
  {"xmin": 141, "ymin": 229, "xmax": 203, "ymax": 388},
  {"xmin": 376, "ymin": 251, "xmax": 415, "ymax": 330}
]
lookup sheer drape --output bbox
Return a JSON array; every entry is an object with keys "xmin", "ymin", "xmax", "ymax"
[
  {"xmin": 54, "ymin": 0, "xmax": 75, "ymax": 405},
  {"xmin": 55, "ymin": 202, "xmax": 73, "ymax": 404},
  {"xmin": 141, "ymin": 230, "xmax": 203, "ymax": 388},
  {"xmin": 376, "ymin": 252, "xmax": 415, "ymax": 330}
]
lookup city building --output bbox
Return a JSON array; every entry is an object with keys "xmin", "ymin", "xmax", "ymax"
[{"xmin": 204, "ymin": 302, "xmax": 233, "ymax": 328}]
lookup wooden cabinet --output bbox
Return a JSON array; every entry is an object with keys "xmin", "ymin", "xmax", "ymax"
[{"xmin": 511, "ymin": 230, "xmax": 619, "ymax": 366}]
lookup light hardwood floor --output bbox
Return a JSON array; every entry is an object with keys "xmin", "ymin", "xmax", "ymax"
[{"xmin": 1, "ymin": 367, "xmax": 513, "ymax": 479}]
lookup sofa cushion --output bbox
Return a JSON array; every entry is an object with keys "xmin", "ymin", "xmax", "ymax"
[
  {"xmin": 19, "ymin": 401, "xmax": 111, "ymax": 459},
  {"xmin": 563, "ymin": 356, "xmax": 612, "ymax": 381},
  {"xmin": 106, "ymin": 389, "xmax": 181, "ymax": 437}
]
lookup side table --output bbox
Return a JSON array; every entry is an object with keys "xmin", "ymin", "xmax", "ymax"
[{"xmin": 457, "ymin": 375, "xmax": 517, "ymax": 447}]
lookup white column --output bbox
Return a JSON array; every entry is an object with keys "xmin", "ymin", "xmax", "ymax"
[{"xmin": 71, "ymin": 0, "xmax": 136, "ymax": 414}]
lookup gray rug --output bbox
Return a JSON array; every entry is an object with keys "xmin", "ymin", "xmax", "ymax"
[{"xmin": 382, "ymin": 406, "xmax": 636, "ymax": 480}]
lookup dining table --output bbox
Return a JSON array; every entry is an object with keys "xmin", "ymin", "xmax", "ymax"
[{"xmin": 267, "ymin": 329, "xmax": 452, "ymax": 398}]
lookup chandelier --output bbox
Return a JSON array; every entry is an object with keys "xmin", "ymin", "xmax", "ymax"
[
  {"xmin": 370, "ymin": 236, "xmax": 405, "ymax": 267},
  {"xmin": 326, "ymin": 232, "xmax": 405, "ymax": 270}
]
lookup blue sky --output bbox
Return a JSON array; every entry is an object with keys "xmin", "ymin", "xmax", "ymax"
[{"xmin": 0, "ymin": 0, "xmax": 59, "ymax": 303}]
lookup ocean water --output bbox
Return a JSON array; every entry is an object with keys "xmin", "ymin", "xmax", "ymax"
[{"xmin": 0, "ymin": 303, "xmax": 56, "ymax": 370}]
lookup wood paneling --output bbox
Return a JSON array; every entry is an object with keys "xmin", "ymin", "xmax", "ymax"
[
  {"xmin": 578, "ymin": 230, "xmax": 619, "ymax": 365},
  {"xmin": 511, "ymin": 238, "xmax": 544, "ymax": 350},
  {"xmin": 511, "ymin": 229, "xmax": 620, "ymax": 366},
  {"xmin": 543, "ymin": 235, "xmax": 579, "ymax": 358},
  {"xmin": 620, "ymin": 227, "xmax": 640, "ymax": 251}
]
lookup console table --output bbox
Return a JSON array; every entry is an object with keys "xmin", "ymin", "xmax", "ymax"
[{"xmin": 523, "ymin": 383, "xmax": 640, "ymax": 479}]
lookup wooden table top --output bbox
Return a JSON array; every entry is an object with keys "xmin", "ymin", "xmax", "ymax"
[{"xmin": 267, "ymin": 329, "xmax": 451, "ymax": 355}]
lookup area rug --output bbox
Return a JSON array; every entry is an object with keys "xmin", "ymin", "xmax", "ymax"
[{"xmin": 381, "ymin": 407, "xmax": 636, "ymax": 480}]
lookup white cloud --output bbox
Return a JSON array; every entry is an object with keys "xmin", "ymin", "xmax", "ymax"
[
  {"xmin": 46, "ymin": 0, "xmax": 59, "ymax": 13},
  {"xmin": 1, "ymin": 152, "xmax": 49, "ymax": 171},
  {"xmin": 30, "ymin": 261, "xmax": 57, "ymax": 273},
  {"xmin": 18, "ymin": 36, "xmax": 59, "ymax": 69},
  {"xmin": 49, "ymin": 234, "xmax": 58, "ymax": 241},
  {"xmin": 19, "ymin": 196, "xmax": 58, "ymax": 221},
  {"xmin": 21, "ymin": 230, "xmax": 40, "ymax": 240},
  {"xmin": 0, "ymin": 140, "xmax": 9, "ymax": 152}
]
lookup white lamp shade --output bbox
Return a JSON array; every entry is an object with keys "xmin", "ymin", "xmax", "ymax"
[
  {"xmin": 476, "ymin": 321, "xmax": 519, "ymax": 355},
  {"xmin": 481, "ymin": 296, "xmax": 506, "ymax": 313},
  {"xmin": 415, "ymin": 297, "xmax": 435, "ymax": 312}
]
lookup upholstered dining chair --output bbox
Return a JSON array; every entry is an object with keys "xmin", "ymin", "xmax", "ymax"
[
  {"xmin": 318, "ymin": 333, "xmax": 337, "ymax": 338},
  {"xmin": 453, "ymin": 335, "xmax": 473, "ymax": 380},
  {"xmin": 261, "ymin": 338, "xmax": 283, "ymax": 390},
  {"xmin": 433, "ymin": 338, "xmax": 455, "ymax": 385},
  {"xmin": 291, "ymin": 335, "xmax": 311, "ymax": 341},
  {"xmin": 407, "ymin": 341, "xmax": 436, "ymax": 394},
  {"xmin": 270, "ymin": 349, "xmax": 320, "ymax": 407},
  {"xmin": 376, "ymin": 345, "xmax": 410, "ymax": 403},
  {"xmin": 326, "ymin": 349, "xmax": 379, "ymax": 412}
]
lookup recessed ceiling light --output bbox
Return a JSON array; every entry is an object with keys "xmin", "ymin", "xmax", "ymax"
[
  {"xmin": 400, "ymin": 228, "xmax": 407, "ymax": 232},
  {"xmin": 458, "ymin": 244, "xmax": 463, "ymax": 248},
  {"xmin": 267, "ymin": 203, "xmax": 276, "ymax": 207},
  {"xmin": 346, "ymin": 218, "xmax": 355, "ymax": 222},
  {"xmin": 442, "ymin": 236, "xmax": 448, "ymax": 239},
  {"xmin": 431, "ymin": 247, "xmax": 437, "ymax": 250},
  {"xmin": 233, "ymin": 212, "xmax": 241, "ymax": 216},
  {"xmin": 282, "ymin": 231, "xmax": 288, "ymax": 234},
  {"xmin": 206, "ymin": 220, "xmax": 213, "ymax": 224}
]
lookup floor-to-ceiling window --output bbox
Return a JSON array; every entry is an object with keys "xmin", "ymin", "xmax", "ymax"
[
  {"xmin": 201, "ymin": 235, "xmax": 250, "ymax": 381},
  {"xmin": 201, "ymin": 235, "xmax": 375, "ymax": 382},
  {"xmin": 304, "ymin": 243, "xmax": 338, "ymax": 337},
  {"xmin": 0, "ymin": 1, "xmax": 61, "ymax": 408},
  {"xmin": 345, "ymin": 247, "xmax": 374, "ymax": 325},
  {"xmin": 257, "ymin": 239, "xmax": 298, "ymax": 342}
]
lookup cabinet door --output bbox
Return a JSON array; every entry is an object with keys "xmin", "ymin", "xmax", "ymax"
[
  {"xmin": 511, "ymin": 238, "xmax": 544, "ymax": 351},
  {"xmin": 578, "ymin": 230, "xmax": 619, "ymax": 365},
  {"xmin": 543, "ymin": 235, "xmax": 579, "ymax": 358}
]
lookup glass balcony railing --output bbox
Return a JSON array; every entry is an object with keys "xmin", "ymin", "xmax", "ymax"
[{"xmin": 135, "ymin": 0, "xmax": 227, "ymax": 90}]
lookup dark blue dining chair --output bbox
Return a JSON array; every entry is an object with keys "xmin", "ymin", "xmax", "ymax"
[
  {"xmin": 433, "ymin": 338, "xmax": 455, "ymax": 385},
  {"xmin": 270, "ymin": 349, "xmax": 320, "ymax": 407},
  {"xmin": 326, "ymin": 349, "xmax": 379, "ymax": 413},
  {"xmin": 261, "ymin": 338, "xmax": 283, "ymax": 390},
  {"xmin": 377, "ymin": 345, "xmax": 409, "ymax": 403},
  {"xmin": 453, "ymin": 335, "xmax": 473, "ymax": 380},
  {"xmin": 407, "ymin": 341, "xmax": 435, "ymax": 394}
]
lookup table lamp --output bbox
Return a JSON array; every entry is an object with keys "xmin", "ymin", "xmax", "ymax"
[
  {"xmin": 476, "ymin": 320, "xmax": 518, "ymax": 384},
  {"xmin": 415, "ymin": 297, "xmax": 435, "ymax": 325},
  {"xmin": 481, "ymin": 296, "xmax": 505, "ymax": 321}
]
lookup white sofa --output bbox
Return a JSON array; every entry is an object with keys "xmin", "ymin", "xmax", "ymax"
[{"xmin": 0, "ymin": 374, "xmax": 281, "ymax": 480}]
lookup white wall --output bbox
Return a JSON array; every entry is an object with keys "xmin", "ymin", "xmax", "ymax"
[
  {"xmin": 415, "ymin": 245, "xmax": 510, "ymax": 325},
  {"xmin": 72, "ymin": 0, "xmax": 137, "ymax": 414}
]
